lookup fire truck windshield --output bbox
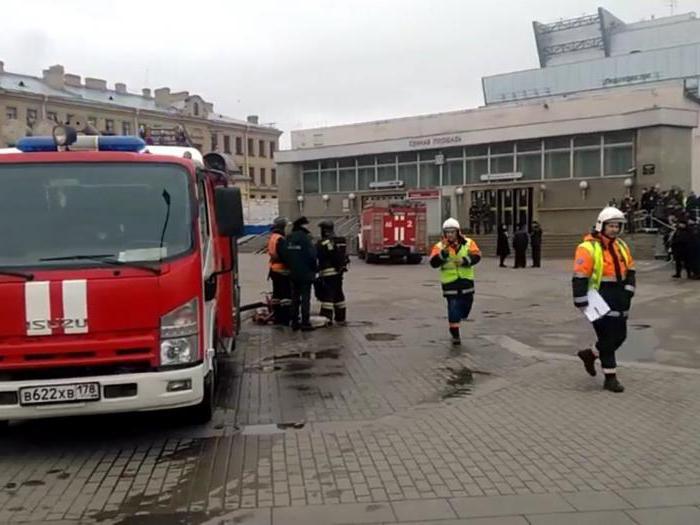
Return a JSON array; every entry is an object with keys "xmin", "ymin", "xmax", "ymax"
[{"xmin": 0, "ymin": 162, "xmax": 193, "ymax": 270}]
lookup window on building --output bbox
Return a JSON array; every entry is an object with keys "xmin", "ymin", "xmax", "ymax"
[
  {"xmin": 445, "ymin": 160, "xmax": 464, "ymax": 185},
  {"xmin": 105, "ymin": 119, "xmax": 115, "ymax": 133},
  {"xmin": 249, "ymin": 166, "xmax": 256, "ymax": 185},
  {"xmin": 358, "ymin": 166, "xmax": 375, "ymax": 190},
  {"xmin": 490, "ymin": 154, "xmax": 515, "ymax": 174},
  {"xmin": 26, "ymin": 108, "xmax": 38, "ymax": 127},
  {"xmin": 573, "ymin": 134, "xmax": 601, "ymax": 178},
  {"xmin": 47, "ymin": 111, "xmax": 58, "ymax": 123},
  {"xmin": 6, "ymin": 106, "xmax": 18, "ymax": 120},
  {"xmin": 321, "ymin": 169, "xmax": 337, "ymax": 193},
  {"xmin": 66, "ymin": 114, "xmax": 75, "ymax": 124},
  {"xmin": 87, "ymin": 116, "xmax": 97, "ymax": 127},
  {"xmin": 339, "ymin": 167, "xmax": 355, "ymax": 191},
  {"xmin": 247, "ymin": 138, "xmax": 254, "ymax": 156},
  {"xmin": 259, "ymin": 140, "xmax": 266, "ymax": 157},
  {"xmin": 210, "ymin": 134, "xmax": 218, "ymax": 151},
  {"xmin": 517, "ymin": 153, "xmax": 542, "ymax": 181},
  {"xmin": 269, "ymin": 141, "xmax": 276, "ymax": 158},
  {"xmin": 465, "ymin": 158, "xmax": 488, "ymax": 185},
  {"xmin": 444, "ymin": 147, "xmax": 464, "ymax": 159},
  {"xmin": 603, "ymin": 131, "xmax": 635, "ymax": 176},
  {"xmin": 193, "ymin": 102, "xmax": 200, "ymax": 116},
  {"xmin": 465, "ymin": 145, "xmax": 488, "ymax": 157},
  {"xmin": 303, "ymin": 170, "xmax": 320, "ymax": 193},
  {"xmin": 419, "ymin": 162, "xmax": 439, "ymax": 188},
  {"xmin": 223, "ymin": 135, "xmax": 231, "ymax": 154},
  {"xmin": 398, "ymin": 164, "xmax": 418, "ymax": 189},
  {"xmin": 271, "ymin": 168, "xmax": 277, "ymax": 186},
  {"xmin": 377, "ymin": 165, "xmax": 396, "ymax": 182},
  {"xmin": 235, "ymin": 136, "xmax": 243, "ymax": 155},
  {"xmin": 544, "ymin": 137, "xmax": 571, "ymax": 180},
  {"xmin": 260, "ymin": 168, "xmax": 266, "ymax": 185},
  {"xmin": 122, "ymin": 121, "xmax": 132, "ymax": 135}
]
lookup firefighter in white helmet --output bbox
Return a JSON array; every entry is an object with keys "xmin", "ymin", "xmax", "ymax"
[
  {"xmin": 573, "ymin": 206, "xmax": 636, "ymax": 393},
  {"xmin": 429, "ymin": 218, "xmax": 482, "ymax": 345}
]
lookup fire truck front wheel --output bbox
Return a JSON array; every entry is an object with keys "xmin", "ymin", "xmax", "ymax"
[{"xmin": 187, "ymin": 371, "xmax": 215, "ymax": 424}]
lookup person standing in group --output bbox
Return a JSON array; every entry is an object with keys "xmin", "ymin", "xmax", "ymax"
[
  {"xmin": 266, "ymin": 217, "xmax": 292, "ymax": 325},
  {"xmin": 512, "ymin": 224, "xmax": 529, "ymax": 268},
  {"xmin": 530, "ymin": 221, "xmax": 543, "ymax": 268},
  {"xmin": 573, "ymin": 207, "xmax": 636, "ymax": 393},
  {"xmin": 285, "ymin": 217, "xmax": 317, "ymax": 331},
  {"xmin": 496, "ymin": 224, "xmax": 510, "ymax": 268},
  {"xmin": 671, "ymin": 220, "xmax": 693, "ymax": 279},
  {"xmin": 316, "ymin": 220, "xmax": 349, "ymax": 325},
  {"xmin": 429, "ymin": 218, "xmax": 481, "ymax": 345}
]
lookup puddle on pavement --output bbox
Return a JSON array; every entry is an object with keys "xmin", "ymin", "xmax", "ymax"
[
  {"xmin": 365, "ymin": 333, "xmax": 400, "ymax": 342},
  {"xmin": 344, "ymin": 320, "xmax": 374, "ymax": 327},
  {"xmin": 246, "ymin": 347, "xmax": 342, "ymax": 373},
  {"xmin": 240, "ymin": 422, "xmax": 305, "ymax": 435},
  {"xmin": 439, "ymin": 366, "xmax": 492, "ymax": 399}
]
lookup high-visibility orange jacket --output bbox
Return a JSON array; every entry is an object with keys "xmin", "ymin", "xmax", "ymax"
[
  {"xmin": 572, "ymin": 233, "xmax": 636, "ymax": 312},
  {"xmin": 267, "ymin": 232, "xmax": 289, "ymax": 275}
]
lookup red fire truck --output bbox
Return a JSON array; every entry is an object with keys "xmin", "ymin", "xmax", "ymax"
[
  {"xmin": 0, "ymin": 128, "xmax": 244, "ymax": 427},
  {"xmin": 358, "ymin": 201, "xmax": 427, "ymax": 263}
]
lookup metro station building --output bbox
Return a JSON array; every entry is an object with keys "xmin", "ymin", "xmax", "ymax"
[{"xmin": 276, "ymin": 8, "xmax": 700, "ymax": 236}]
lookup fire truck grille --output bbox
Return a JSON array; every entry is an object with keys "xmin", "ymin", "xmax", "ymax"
[{"xmin": 0, "ymin": 362, "xmax": 154, "ymax": 382}]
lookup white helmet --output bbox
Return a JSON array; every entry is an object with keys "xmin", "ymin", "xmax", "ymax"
[
  {"xmin": 594, "ymin": 206, "xmax": 626, "ymax": 232},
  {"xmin": 442, "ymin": 217, "xmax": 461, "ymax": 231}
]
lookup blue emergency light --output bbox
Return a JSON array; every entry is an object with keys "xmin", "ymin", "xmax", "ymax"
[{"xmin": 16, "ymin": 134, "xmax": 145, "ymax": 153}]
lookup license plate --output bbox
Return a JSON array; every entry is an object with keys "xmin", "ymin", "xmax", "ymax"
[{"xmin": 19, "ymin": 382, "xmax": 101, "ymax": 406}]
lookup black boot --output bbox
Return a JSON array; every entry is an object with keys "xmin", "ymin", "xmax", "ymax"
[
  {"xmin": 604, "ymin": 374, "xmax": 625, "ymax": 393},
  {"xmin": 577, "ymin": 349, "xmax": 597, "ymax": 377},
  {"xmin": 449, "ymin": 327, "xmax": 461, "ymax": 345}
]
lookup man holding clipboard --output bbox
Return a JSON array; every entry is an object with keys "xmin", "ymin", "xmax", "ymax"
[{"xmin": 572, "ymin": 207, "xmax": 636, "ymax": 393}]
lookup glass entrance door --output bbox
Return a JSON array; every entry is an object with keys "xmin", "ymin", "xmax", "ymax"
[{"xmin": 497, "ymin": 187, "xmax": 533, "ymax": 232}]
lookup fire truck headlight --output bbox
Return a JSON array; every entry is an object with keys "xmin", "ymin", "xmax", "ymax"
[
  {"xmin": 160, "ymin": 335, "xmax": 198, "ymax": 366},
  {"xmin": 160, "ymin": 298, "xmax": 199, "ymax": 366}
]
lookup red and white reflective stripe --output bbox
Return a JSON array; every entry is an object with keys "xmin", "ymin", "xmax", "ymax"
[
  {"xmin": 24, "ymin": 280, "xmax": 88, "ymax": 336},
  {"xmin": 25, "ymin": 281, "xmax": 51, "ymax": 336}
]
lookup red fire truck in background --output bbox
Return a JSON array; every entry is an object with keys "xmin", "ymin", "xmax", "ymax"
[
  {"xmin": 0, "ymin": 128, "xmax": 244, "ymax": 427},
  {"xmin": 358, "ymin": 201, "xmax": 427, "ymax": 264}
]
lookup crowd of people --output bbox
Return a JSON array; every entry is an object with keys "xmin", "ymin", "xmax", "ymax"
[
  {"xmin": 609, "ymin": 186, "xmax": 700, "ymax": 231},
  {"xmin": 608, "ymin": 186, "xmax": 700, "ymax": 279},
  {"xmin": 496, "ymin": 222, "xmax": 543, "ymax": 269},
  {"xmin": 468, "ymin": 200, "xmax": 495, "ymax": 234}
]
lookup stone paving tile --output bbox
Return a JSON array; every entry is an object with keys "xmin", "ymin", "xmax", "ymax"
[
  {"xmin": 391, "ymin": 498, "xmax": 457, "ymax": 521},
  {"xmin": 616, "ymin": 485, "xmax": 700, "ymax": 508},
  {"xmin": 392, "ymin": 517, "xmax": 529, "ymax": 525},
  {"xmin": 626, "ymin": 505, "xmax": 700, "ymax": 525},
  {"xmin": 526, "ymin": 510, "xmax": 637, "ymax": 525},
  {"xmin": 561, "ymin": 491, "xmax": 633, "ymax": 511},
  {"xmin": 448, "ymin": 493, "xmax": 574, "ymax": 518},
  {"xmin": 272, "ymin": 501, "xmax": 395, "ymax": 524}
]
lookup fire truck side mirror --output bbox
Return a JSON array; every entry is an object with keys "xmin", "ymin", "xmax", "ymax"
[{"xmin": 215, "ymin": 187, "xmax": 245, "ymax": 237}]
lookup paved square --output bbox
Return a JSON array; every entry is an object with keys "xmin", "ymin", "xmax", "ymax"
[{"xmin": 1, "ymin": 253, "xmax": 700, "ymax": 524}]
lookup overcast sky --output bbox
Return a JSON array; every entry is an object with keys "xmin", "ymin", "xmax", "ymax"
[{"xmin": 2, "ymin": 0, "xmax": 699, "ymax": 147}]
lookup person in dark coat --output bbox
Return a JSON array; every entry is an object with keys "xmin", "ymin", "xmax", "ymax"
[
  {"xmin": 512, "ymin": 224, "xmax": 529, "ymax": 269},
  {"xmin": 285, "ymin": 217, "xmax": 317, "ymax": 331},
  {"xmin": 530, "ymin": 221, "xmax": 543, "ymax": 267},
  {"xmin": 688, "ymin": 219, "xmax": 700, "ymax": 279},
  {"xmin": 496, "ymin": 224, "xmax": 510, "ymax": 267},
  {"xmin": 671, "ymin": 220, "xmax": 693, "ymax": 279}
]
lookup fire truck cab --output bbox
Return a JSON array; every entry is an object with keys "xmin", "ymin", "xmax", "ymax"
[
  {"xmin": 0, "ymin": 130, "xmax": 244, "ymax": 427},
  {"xmin": 358, "ymin": 201, "xmax": 427, "ymax": 264}
]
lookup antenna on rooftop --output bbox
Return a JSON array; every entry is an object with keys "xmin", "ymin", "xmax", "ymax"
[{"xmin": 667, "ymin": 0, "xmax": 678, "ymax": 15}]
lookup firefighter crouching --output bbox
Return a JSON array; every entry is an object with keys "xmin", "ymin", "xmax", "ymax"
[
  {"xmin": 573, "ymin": 207, "xmax": 636, "ymax": 393},
  {"xmin": 316, "ymin": 220, "xmax": 349, "ymax": 324},
  {"xmin": 267, "ymin": 217, "xmax": 292, "ymax": 325},
  {"xmin": 429, "ymin": 218, "xmax": 481, "ymax": 345}
]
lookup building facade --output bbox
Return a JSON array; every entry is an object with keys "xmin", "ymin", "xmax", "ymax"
[
  {"xmin": 0, "ymin": 62, "xmax": 282, "ymax": 201},
  {"xmin": 276, "ymin": 8, "xmax": 700, "ymax": 237}
]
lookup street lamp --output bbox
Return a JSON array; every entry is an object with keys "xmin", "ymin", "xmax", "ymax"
[
  {"xmin": 624, "ymin": 177, "xmax": 634, "ymax": 197},
  {"xmin": 539, "ymin": 183, "xmax": 546, "ymax": 204},
  {"xmin": 322, "ymin": 194, "xmax": 330, "ymax": 209},
  {"xmin": 297, "ymin": 194, "xmax": 304, "ymax": 212},
  {"xmin": 579, "ymin": 180, "xmax": 589, "ymax": 200}
]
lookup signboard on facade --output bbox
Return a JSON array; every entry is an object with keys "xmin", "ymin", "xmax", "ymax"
[
  {"xmin": 407, "ymin": 189, "xmax": 440, "ymax": 200},
  {"xmin": 642, "ymin": 163, "xmax": 656, "ymax": 175},
  {"xmin": 369, "ymin": 180, "xmax": 404, "ymax": 189},
  {"xmin": 479, "ymin": 172, "xmax": 523, "ymax": 182},
  {"xmin": 407, "ymin": 135, "xmax": 463, "ymax": 149}
]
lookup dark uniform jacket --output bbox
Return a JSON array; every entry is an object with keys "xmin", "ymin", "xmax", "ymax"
[{"xmin": 284, "ymin": 227, "xmax": 317, "ymax": 283}]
